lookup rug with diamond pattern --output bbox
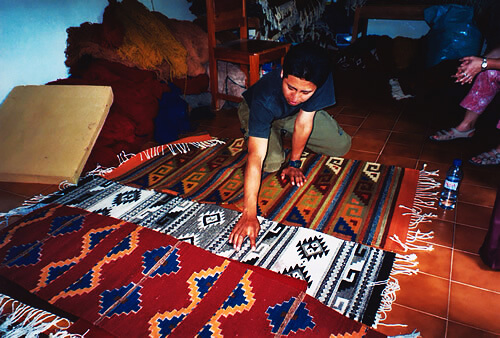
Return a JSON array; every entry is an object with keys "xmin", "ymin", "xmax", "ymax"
[{"xmin": 0, "ymin": 203, "xmax": 385, "ymax": 337}]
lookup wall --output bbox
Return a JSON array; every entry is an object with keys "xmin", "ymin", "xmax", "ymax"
[
  {"xmin": 367, "ymin": 19, "xmax": 429, "ymax": 39},
  {"xmin": 0, "ymin": 0, "xmax": 195, "ymax": 103}
]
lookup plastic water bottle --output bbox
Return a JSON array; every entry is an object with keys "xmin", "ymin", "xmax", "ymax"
[{"xmin": 438, "ymin": 159, "xmax": 463, "ymax": 210}]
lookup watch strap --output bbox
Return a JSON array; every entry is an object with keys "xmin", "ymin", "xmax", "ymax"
[
  {"xmin": 288, "ymin": 160, "xmax": 301, "ymax": 168},
  {"xmin": 481, "ymin": 57, "xmax": 488, "ymax": 70}
]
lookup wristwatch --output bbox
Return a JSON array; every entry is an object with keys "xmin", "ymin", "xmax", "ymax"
[
  {"xmin": 288, "ymin": 160, "xmax": 301, "ymax": 168},
  {"xmin": 481, "ymin": 57, "xmax": 488, "ymax": 70}
]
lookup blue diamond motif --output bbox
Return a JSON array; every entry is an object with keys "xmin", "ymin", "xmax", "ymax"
[
  {"xmin": 49, "ymin": 215, "xmax": 84, "ymax": 236},
  {"xmin": 100, "ymin": 283, "xmax": 142, "ymax": 317},
  {"xmin": 107, "ymin": 234, "xmax": 132, "ymax": 257},
  {"xmin": 266, "ymin": 297, "xmax": 295, "ymax": 333},
  {"xmin": 4, "ymin": 242, "xmax": 42, "ymax": 267},
  {"xmin": 65, "ymin": 270, "xmax": 94, "ymax": 292},
  {"xmin": 89, "ymin": 229, "xmax": 114, "ymax": 250},
  {"xmin": 282, "ymin": 302, "xmax": 315, "ymax": 335},
  {"xmin": 157, "ymin": 314, "xmax": 185, "ymax": 336},
  {"xmin": 47, "ymin": 262, "xmax": 76, "ymax": 283},
  {"xmin": 142, "ymin": 246, "xmax": 180, "ymax": 277}
]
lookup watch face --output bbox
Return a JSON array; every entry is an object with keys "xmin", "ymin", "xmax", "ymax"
[{"xmin": 482, "ymin": 59, "xmax": 487, "ymax": 69}]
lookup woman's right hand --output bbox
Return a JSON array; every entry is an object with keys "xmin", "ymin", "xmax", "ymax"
[{"xmin": 454, "ymin": 56, "xmax": 482, "ymax": 85}]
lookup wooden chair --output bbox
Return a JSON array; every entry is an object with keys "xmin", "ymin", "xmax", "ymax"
[{"xmin": 205, "ymin": 0, "xmax": 291, "ymax": 110}]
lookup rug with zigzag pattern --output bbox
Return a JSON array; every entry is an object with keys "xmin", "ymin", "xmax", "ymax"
[{"xmin": 104, "ymin": 137, "xmax": 425, "ymax": 254}]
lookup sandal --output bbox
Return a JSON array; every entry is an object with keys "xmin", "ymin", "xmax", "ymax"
[
  {"xmin": 430, "ymin": 127, "xmax": 475, "ymax": 141},
  {"xmin": 469, "ymin": 149, "xmax": 500, "ymax": 166}
]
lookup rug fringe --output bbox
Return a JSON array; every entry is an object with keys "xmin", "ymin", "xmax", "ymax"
[
  {"xmin": 85, "ymin": 164, "xmax": 116, "ymax": 177},
  {"xmin": 390, "ymin": 164, "xmax": 440, "ymax": 252},
  {"xmin": 0, "ymin": 293, "xmax": 74, "ymax": 337},
  {"xmin": 139, "ymin": 138, "xmax": 225, "ymax": 160},
  {"xmin": 374, "ymin": 253, "xmax": 420, "ymax": 328}
]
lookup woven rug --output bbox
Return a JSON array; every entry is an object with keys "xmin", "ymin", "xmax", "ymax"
[
  {"xmin": 104, "ymin": 137, "xmax": 439, "ymax": 254},
  {"xmin": 0, "ymin": 204, "xmax": 385, "ymax": 337},
  {"xmin": 20, "ymin": 176, "xmax": 399, "ymax": 328}
]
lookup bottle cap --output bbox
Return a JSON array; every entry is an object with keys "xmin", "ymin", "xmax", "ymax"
[{"xmin": 453, "ymin": 158, "xmax": 462, "ymax": 166}]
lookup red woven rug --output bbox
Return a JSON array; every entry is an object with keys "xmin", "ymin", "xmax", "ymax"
[
  {"xmin": 0, "ymin": 204, "xmax": 385, "ymax": 337},
  {"xmin": 105, "ymin": 137, "xmax": 437, "ymax": 254}
]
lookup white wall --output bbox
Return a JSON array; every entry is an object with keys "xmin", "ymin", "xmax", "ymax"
[
  {"xmin": 0, "ymin": 0, "xmax": 195, "ymax": 103},
  {"xmin": 367, "ymin": 19, "xmax": 430, "ymax": 39}
]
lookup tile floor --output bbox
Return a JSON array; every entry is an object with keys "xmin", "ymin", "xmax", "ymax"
[{"xmin": 1, "ymin": 69, "xmax": 499, "ymax": 337}]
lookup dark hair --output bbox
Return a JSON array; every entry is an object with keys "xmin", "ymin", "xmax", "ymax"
[{"xmin": 282, "ymin": 43, "xmax": 331, "ymax": 87}]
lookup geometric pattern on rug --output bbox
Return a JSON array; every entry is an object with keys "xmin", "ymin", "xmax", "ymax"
[
  {"xmin": 103, "ymin": 138, "xmax": 417, "ymax": 253},
  {"xmin": 36, "ymin": 176, "xmax": 395, "ymax": 327},
  {"xmin": 0, "ymin": 204, "xmax": 386, "ymax": 337}
]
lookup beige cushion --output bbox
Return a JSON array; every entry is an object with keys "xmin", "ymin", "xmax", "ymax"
[{"xmin": 0, "ymin": 85, "xmax": 113, "ymax": 184}]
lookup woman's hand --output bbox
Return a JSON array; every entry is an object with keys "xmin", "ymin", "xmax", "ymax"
[
  {"xmin": 454, "ymin": 56, "xmax": 482, "ymax": 85},
  {"xmin": 229, "ymin": 212, "xmax": 260, "ymax": 251}
]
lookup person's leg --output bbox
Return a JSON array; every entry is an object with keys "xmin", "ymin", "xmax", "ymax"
[
  {"xmin": 431, "ymin": 70, "xmax": 500, "ymax": 140},
  {"xmin": 470, "ymin": 144, "xmax": 500, "ymax": 165},
  {"xmin": 455, "ymin": 109, "xmax": 480, "ymax": 132},
  {"xmin": 237, "ymin": 99, "xmax": 250, "ymax": 139},
  {"xmin": 275, "ymin": 110, "xmax": 351, "ymax": 157}
]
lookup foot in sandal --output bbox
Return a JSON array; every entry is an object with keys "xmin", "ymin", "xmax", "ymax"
[
  {"xmin": 430, "ymin": 127, "xmax": 475, "ymax": 141},
  {"xmin": 469, "ymin": 147, "xmax": 500, "ymax": 166}
]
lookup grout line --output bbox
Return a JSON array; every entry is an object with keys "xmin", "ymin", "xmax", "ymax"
[
  {"xmin": 447, "ymin": 319, "xmax": 500, "ymax": 336},
  {"xmin": 392, "ymin": 302, "xmax": 447, "ymax": 321},
  {"xmin": 418, "ymin": 267, "xmax": 500, "ymax": 295},
  {"xmin": 445, "ymin": 222, "xmax": 456, "ymax": 338},
  {"xmin": 450, "ymin": 279, "xmax": 500, "ymax": 295}
]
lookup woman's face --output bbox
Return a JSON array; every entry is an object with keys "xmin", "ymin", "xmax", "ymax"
[{"xmin": 281, "ymin": 71, "xmax": 317, "ymax": 106}]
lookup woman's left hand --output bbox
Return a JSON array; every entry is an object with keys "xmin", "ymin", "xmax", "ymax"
[{"xmin": 454, "ymin": 56, "xmax": 482, "ymax": 85}]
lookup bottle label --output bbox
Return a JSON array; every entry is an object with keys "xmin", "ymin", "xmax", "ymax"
[{"xmin": 444, "ymin": 179, "xmax": 458, "ymax": 191}]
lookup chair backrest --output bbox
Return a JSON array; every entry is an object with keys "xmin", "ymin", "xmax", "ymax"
[{"xmin": 206, "ymin": 0, "xmax": 248, "ymax": 41}]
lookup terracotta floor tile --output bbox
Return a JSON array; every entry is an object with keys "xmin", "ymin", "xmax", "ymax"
[
  {"xmin": 339, "ymin": 125, "xmax": 359, "ymax": 137},
  {"xmin": 412, "ymin": 244, "xmax": 452, "ymax": 279},
  {"xmin": 455, "ymin": 202, "xmax": 493, "ymax": 230},
  {"xmin": 394, "ymin": 272, "xmax": 449, "ymax": 318},
  {"xmin": 416, "ymin": 219, "xmax": 454, "ymax": 248},
  {"xmin": 449, "ymin": 282, "xmax": 500, "ymax": 335},
  {"xmin": 419, "ymin": 145, "xmax": 462, "ymax": 166},
  {"xmin": 454, "ymin": 224, "xmax": 487, "ymax": 254},
  {"xmin": 337, "ymin": 106, "xmax": 370, "ymax": 118},
  {"xmin": 0, "ymin": 181, "xmax": 56, "ymax": 198},
  {"xmin": 325, "ymin": 105, "xmax": 343, "ymax": 115},
  {"xmin": 381, "ymin": 142, "xmax": 421, "ymax": 160},
  {"xmin": 393, "ymin": 117, "xmax": 428, "ymax": 134},
  {"xmin": 350, "ymin": 129, "xmax": 389, "ymax": 153},
  {"xmin": 0, "ymin": 190, "xmax": 28, "ymax": 213},
  {"xmin": 343, "ymin": 149, "xmax": 379, "ymax": 162},
  {"xmin": 461, "ymin": 166, "xmax": 500, "ymax": 188},
  {"xmin": 447, "ymin": 320, "xmax": 500, "ymax": 338},
  {"xmin": 434, "ymin": 202, "xmax": 457, "ymax": 223},
  {"xmin": 377, "ymin": 304, "xmax": 446, "ymax": 338},
  {"xmin": 387, "ymin": 131, "xmax": 426, "ymax": 147},
  {"xmin": 451, "ymin": 251, "xmax": 500, "ymax": 292},
  {"xmin": 334, "ymin": 114, "xmax": 365, "ymax": 127},
  {"xmin": 361, "ymin": 114, "xmax": 398, "ymax": 131},
  {"xmin": 376, "ymin": 154, "xmax": 418, "ymax": 169},
  {"xmin": 458, "ymin": 183, "xmax": 497, "ymax": 207}
]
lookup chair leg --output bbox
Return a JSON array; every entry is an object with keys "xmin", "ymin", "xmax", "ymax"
[
  {"xmin": 209, "ymin": 57, "xmax": 219, "ymax": 111},
  {"xmin": 249, "ymin": 55, "xmax": 260, "ymax": 87}
]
